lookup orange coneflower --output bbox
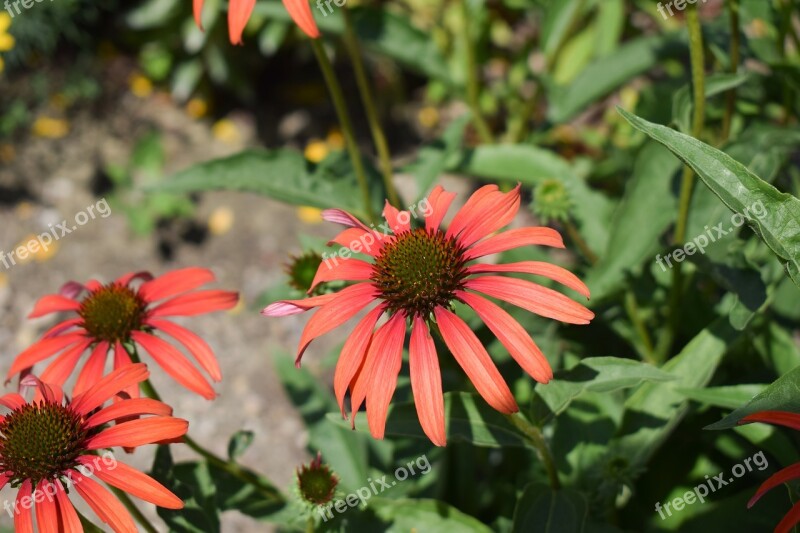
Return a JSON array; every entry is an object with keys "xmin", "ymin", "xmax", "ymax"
[
  {"xmin": 8, "ymin": 268, "xmax": 239, "ymax": 400},
  {"xmin": 742, "ymin": 410, "xmax": 800, "ymax": 533},
  {"xmin": 262, "ymin": 184, "xmax": 594, "ymax": 446},
  {"xmin": 193, "ymin": 0, "xmax": 320, "ymax": 44},
  {"xmin": 0, "ymin": 363, "xmax": 186, "ymax": 532}
]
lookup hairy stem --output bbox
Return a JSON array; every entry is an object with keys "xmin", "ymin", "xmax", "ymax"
[{"xmin": 506, "ymin": 413, "xmax": 561, "ymax": 490}]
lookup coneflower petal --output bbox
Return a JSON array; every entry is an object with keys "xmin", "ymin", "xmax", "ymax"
[
  {"xmin": 457, "ymin": 185, "xmax": 521, "ymax": 248},
  {"xmin": 364, "ymin": 312, "xmax": 406, "ymax": 440},
  {"xmin": 132, "ymin": 332, "xmax": 216, "ymax": 400},
  {"xmin": 262, "ymin": 292, "xmax": 338, "ymax": 317},
  {"xmin": 78, "ymin": 458, "xmax": 184, "ymax": 510},
  {"xmin": 14, "ymin": 480, "xmax": 33, "ymax": 533},
  {"xmin": 296, "ymin": 283, "xmax": 378, "ymax": 366},
  {"xmin": 147, "ymin": 319, "xmax": 222, "ymax": 382},
  {"xmin": 334, "ymin": 306, "xmax": 385, "ymax": 417},
  {"xmin": 467, "ymin": 261, "xmax": 590, "ymax": 299},
  {"xmin": 87, "ymin": 417, "xmax": 188, "ymax": 450},
  {"xmin": 322, "ymin": 208, "xmax": 371, "ymax": 230},
  {"xmin": 741, "ymin": 411, "xmax": 800, "ymax": 431},
  {"xmin": 139, "ymin": 267, "xmax": 215, "ymax": 303},
  {"xmin": 464, "ymin": 227, "xmax": 564, "ymax": 260},
  {"xmin": 446, "ymin": 184, "xmax": 499, "ymax": 240},
  {"xmin": 409, "ymin": 316, "xmax": 446, "ymax": 446},
  {"xmin": 86, "ymin": 398, "xmax": 173, "ymax": 429},
  {"xmin": 6, "ymin": 333, "xmax": 86, "ymax": 379},
  {"xmin": 148, "ymin": 290, "xmax": 239, "ymax": 317},
  {"xmin": 54, "ymin": 480, "xmax": 82, "ymax": 533},
  {"xmin": 193, "ymin": 0, "xmax": 204, "ymax": 30},
  {"xmin": 115, "ymin": 271, "xmax": 153, "ymax": 286},
  {"xmin": 425, "ymin": 185, "xmax": 456, "ymax": 232},
  {"xmin": 434, "ymin": 307, "xmax": 518, "ymax": 414},
  {"xmin": 35, "ymin": 480, "xmax": 59, "ymax": 533},
  {"xmin": 0, "ymin": 393, "xmax": 28, "ymax": 411},
  {"xmin": 465, "ymin": 276, "xmax": 594, "ymax": 324},
  {"xmin": 228, "ymin": 0, "xmax": 256, "ymax": 44},
  {"xmin": 327, "ymin": 227, "xmax": 384, "ymax": 256},
  {"xmin": 74, "ymin": 341, "xmax": 109, "ymax": 397},
  {"xmin": 308, "ymin": 258, "xmax": 375, "ymax": 294},
  {"xmin": 748, "ymin": 463, "xmax": 800, "ymax": 509},
  {"xmin": 383, "ymin": 201, "xmax": 411, "ymax": 234},
  {"xmin": 40, "ymin": 339, "xmax": 92, "ymax": 387},
  {"xmin": 113, "ymin": 342, "xmax": 139, "ymax": 401},
  {"xmin": 72, "ymin": 474, "xmax": 137, "ymax": 533},
  {"xmin": 71, "ymin": 363, "xmax": 149, "ymax": 415},
  {"xmin": 457, "ymin": 291, "xmax": 553, "ymax": 383},
  {"xmin": 28, "ymin": 295, "xmax": 81, "ymax": 318},
  {"xmin": 282, "ymin": 0, "xmax": 321, "ymax": 39},
  {"xmin": 776, "ymin": 500, "xmax": 800, "ymax": 533},
  {"xmin": 42, "ymin": 317, "xmax": 82, "ymax": 339}
]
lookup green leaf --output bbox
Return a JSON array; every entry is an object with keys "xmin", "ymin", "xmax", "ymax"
[
  {"xmin": 611, "ymin": 319, "xmax": 739, "ymax": 469},
  {"xmin": 533, "ymin": 357, "xmax": 674, "ymax": 423},
  {"xmin": 672, "ymin": 73, "xmax": 751, "ymax": 133},
  {"xmin": 227, "ymin": 430, "xmax": 255, "ymax": 462},
  {"xmin": 328, "ymin": 392, "xmax": 527, "ymax": 448},
  {"xmin": 512, "ymin": 483, "xmax": 588, "ymax": 533},
  {"xmin": 369, "ymin": 498, "xmax": 494, "ymax": 533},
  {"xmin": 675, "ymin": 385, "xmax": 766, "ymax": 410},
  {"xmin": 156, "ymin": 148, "xmax": 383, "ymax": 220},
  {"xmin": 618, "ymin": 108, "xmax": 800, "ymax": 287},
  {"xmin": 706, "ymin": 364, "xmax": 800, "ymax": 429},
  {"xmin": 585, "ymin": 142, "xmax": 681, "ymax": 301}
]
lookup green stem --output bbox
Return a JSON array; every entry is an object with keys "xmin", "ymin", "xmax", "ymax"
[
  {"xmin": 109, "ymin": 487, "xmax": 159, "ymax": 533},
  {"xmin": 565, "ymin": 220, "xmax": 598, "ymax": 264},
  {"xmin": 306, "ymin": 516, "xmax": 316, "ymax": 533},
  {"xmin": 341, "ymin": 7, "xmax": 401, "ymax": 208},
  {"xmin": 506, "ymin": 413, "xmax": 560, "ymax": 490},
  {"xmin": 310, "ymin": 38, "xmax": 375, "ymax": 222},
  {"xmin": 721, "ymin": 0, "xmax": 740, "ymax": 143},
  {"xmin": 625, "ymin": 291, "xmax": 656, "ymax": 364},
  {"xmin": 460, "ymin": 0, "xmax": 495, "ymax": 144},
  {"xmin": 664, "ymin": 4, "xmax": 705, "ymax": 359}
]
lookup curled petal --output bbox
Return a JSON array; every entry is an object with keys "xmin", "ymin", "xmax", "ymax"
[
  {"xmin": 262, "ymin": 293, "xmax": 338, "ymax": 317},
  {"xmin": 775, "ymin": 500, "xmax": 800, "ymax": 533},
  {"xmin": 748, "ymin": 463, "xmax": 800, "ymax": 509},
  {"xmin": 115, "ymin": 271, "xmax": 153, "ymax": 286},
  {"xmin": 322, "ymin": 209, "xmax": 370, "ymax": 230},
  {"xmin": 740, "ymin": 411, "xmax": 800, "ymax": 431}
]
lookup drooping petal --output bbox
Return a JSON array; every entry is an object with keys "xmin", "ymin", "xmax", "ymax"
[
  {"xmin": 59, "ymin": 281, "xmax": 86, "ymax": 299},
  {"xmin": 86, "ymin": 417, "xmax": 188, "ymax": 450},
  {"xmin": 295, "ymin": 283, "xmax": 379, "ymax": 366},
  {"xmin": 71, "ymin": 474, "xmax": 137, "ymax": 533},
  {"xmin": 40, "ymin": 339, "xmax": 91, "ymax": 387},
  {"xmin": 308, "ymin": 258, "xmax": 375, "ymax": 294},
  {"xmin": 741, "ymin": 411, "xmax": 800, "ymax": 431},
  {"xmin": 71, "ymin": 363, "xmax": 149, "ymax": 416},
  {"xmin": 7, "ymin": 333, "xmax": 86, "ymax": 379},
  {"xmin": 465, "ymin": 276, "xmax": 594, "ymax": 324},
  {"xmin": 54, "ymin": 480, "xmax": 82, "ymax": 533},
  {"xmin": 77, "ymin": 457, "xmax": 183, "ymax": 510},
  {"xmin": 458, "ymin": 291, "xmax": 553, "ymax": 383},
  {"xmin": 35, "ymin": 480, "xmax": 59, "ymax": 533},
  {"xmin": 457, "ymin": 184, "xmax": 522, "ymax": 248},
  {"xmin": 74, "ymin": 341, "xmax": 109, "ymax": 397},
  {"xmin": 86, "ymin": 398, "xmax": 173, "ymax": 429},
  {"xmin": 334, "ymin": 306, "xmax": 385, "ymax": 416},
  {"xmin": 131, "ymin": 332, "xmax": 216, "ymax": 399},
  {"xmin": 322, "ymin": 209, "xmax": 370, "ymax": 230},
  {"xmin": 434, "ymin": 307, "xmax": 518, "ymax": 414},
  {"xmin": 138, "ymin": 267, "xmax": 216, "ymax": 303},
  {"xmin": 261, "ymin": 292, "xmax": 338, "ymax": 317},
  {"xmin": 148, "ymin": 290, "xmax": 239, "ymax": 318},
  {"xmin": 409, "ymin": 316, "xmax": 446, "ymax": 446},
  {"xmin": 14, "ymin": 480, "xmax": 33, "ymax": 533},
  {"xmin": 115, "ymin": 272, "xmax": 153, "ymax": 287},
  {"xmin": 363, "ymin": 312, "xmax": 407, "ymax": 439},
  {"xmin": 282, "ymin": 0, "xmax": 321, "ymax": 39},
  {"xmin": 146, "ymin": 319, "xmax": 222, "ymax": 381},
  {"xmin": 748, "ymin": 462, "xmax": 800, "ymax": 508},
  {"xmin": 425, "ymin": 185, "xmax": 457, "ymax": 232},
  {"xmin": 228, "ymin": 0, "xmax": 257, "ymax": 44},
  {"xmin": 28, "ymin": 295, "xmax": 81, "ymax": 318},
  {"xmin": 445, "ymin": 184, "xmax": 499, "ymax": 240},
  {"xmin": 383, "ymin": 201, "xmax": 411, "ymax": 234},
  {"xmin": 467, "ymin": 261, "xmax": 590, "ymax": 298},
  {"xmin": 0, "ymin": 392, "xmax": 28, "ymax": 411},
  {"xmin": 464, "ymin": 227, "xmax": 565, "ymax": 260},
  {"xmin": 776, "ymin": 500, "xmax": 800, "ymax": 533},
  {"xmin": 193, "ymin": 0, "xmax": 204, "ymax": 30}
]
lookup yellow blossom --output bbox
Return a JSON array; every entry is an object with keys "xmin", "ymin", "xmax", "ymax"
[
  {"xmin": 304, "ymin": 139, "xmax": 329, "ymax": 163},
  {"xmin": 32, "ymin": 117, "xmax": 69, "ymax": 139},
  {"xmin": 129, "ymin": 74, "xmax": 153, "ymax": 98},
  {"xmin": 212, "ymin": 119, "xmax": 241, "ymax": 144},
  {"xmin": 297, "ymin": 206, "xmax": 323, "ymax": 224}
]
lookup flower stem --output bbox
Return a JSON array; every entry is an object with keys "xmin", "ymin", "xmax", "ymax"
[
  {"xmin": 721, "ymin": 0, "xmax": 740, "ymax": 143},
  {"xmin": 664, "ymin": 3, "xmax": 705, "ymax": 358},
  {"xmin": 505, "ymin": 413, "xmax": 560, "ymax": 490},
  {"xmin": 565, "ymin": 220, "xmax": 598, "ymax": 265},
  {"xmin": 310, "ymin": 38, "xmax": 375, "ymax": 222},
  {"xmin": 341, "ymin": 7, "xmax": 400, "ymax": 208},
  {"xmin": 625, "ymin": 291, "xmax": 656, "ymax": 364},
  {"xmin": 460, "ymin": 0, "xmax": 494, "ymax": 144},
  {"xmin": 109, "ymin": 486, "xmax": 159, "ymax": 533}
]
